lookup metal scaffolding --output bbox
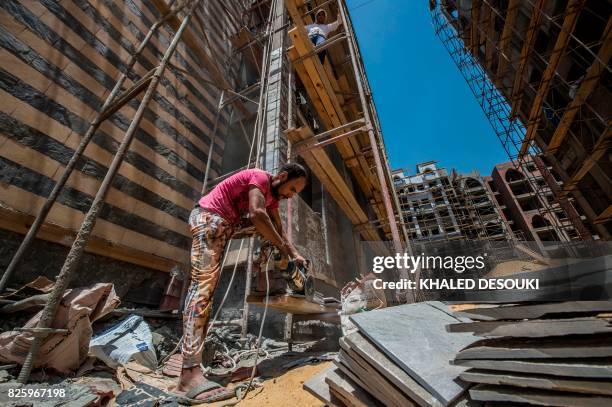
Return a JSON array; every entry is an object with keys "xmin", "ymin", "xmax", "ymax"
[{"xmin": 429, "ymin": 0, "xmax": 597, "ymax": 245}]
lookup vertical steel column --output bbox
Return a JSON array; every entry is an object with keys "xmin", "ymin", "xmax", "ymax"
[
  {"xmin": 0, "ymin": 5, "xmax": 183, "ymax": 293},
  {"xmin": 338, "ymin": 0, "xmax": 403, "ymax": 254},
  {"xmin": 16, "ymin": 0, "xmax": 203, "ymax": 383}
]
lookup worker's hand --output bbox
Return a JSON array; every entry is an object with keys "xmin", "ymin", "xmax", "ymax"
[{"xmin": 293, "ymin": 254, "xmax": 307, "ymax": 269}]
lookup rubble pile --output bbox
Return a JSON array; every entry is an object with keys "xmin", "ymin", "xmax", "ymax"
[{"xmin": 0, "ymin": 278, "xmax": 329, "ymax": 406}]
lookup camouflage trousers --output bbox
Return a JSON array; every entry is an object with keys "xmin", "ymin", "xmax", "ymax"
[{"xmin": 181, "ymin": 207, "xmax": 234, "ymax": 368}]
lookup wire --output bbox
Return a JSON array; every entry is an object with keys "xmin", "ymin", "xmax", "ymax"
[
  {"xmin": 349, "ymin": 0, "xmax": 377, "ymax": 12},
  {"xmin": 238, "ymin": 250, "xmax": 272, "ymax": 401}
]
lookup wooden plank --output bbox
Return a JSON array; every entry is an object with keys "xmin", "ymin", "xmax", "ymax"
[
  {"xmin": 509, "ymin": 0, "xmax": 546, "ymax": 117},
  {"xmin": 246, "ymin": 294, "xmax": 337, "ymax": 314},
  {"xmin": 453, "ymin": 301, "xmax": 612, "ymax": 321},
  {"xmin": 470, "ymin": 384, "xmax": 612, "ymax": 406},
  {"xmin": 547, "ymin": 17, "xmax": 612, "ymax": 153},
  {"xmin": 285, "ymin": 14, "xmax": 379, "ymax": 194},
  {"xmin": 495, "ymin": 0, "xmax": 520, "ymax": 89},
  {"xmin": 456, "ymin": 335, "xmax": 612, "ymax": 360},
  {"xmin": 286, "ymin": 126, "xmax": 380, "ymax": 241},
  {"xmin": 469, "ymin": 0, "xmax": 481, "ymax": 55},
  {"xmin": 519, "ymin": 0, "xmax": 586, "ymax": 157},
  {"xmin": 594, "ymin": 205, "xmax": 612, "ymax": 225},
  {"xmin": 287, "ymin": 47, "xmax": 333, "ymax": 128},
  {"xmin": 561, "ymin": 126, "xmax": 611, "ymax": 195},
  {"xmin": 447, "ymin": 317, "xmax": 612, "ymax": 338},
  {"xmin": 325, "ymin": 366, "xmax": 384, "ymax": 407},
  {"xmin": 288, "ymin": 25, "xmax": 372, "ymax": 186},
  {"xmin": 484, "ymin": 3, "xmax": 496, "ymax": 71},
  {"xmin": 284, "ymin": 1, "xmax": 395, "ymax": 238},
  {"xmin": 344, "ymin": 332, "xmax": 442, "ymax": 407},
  {"xmin": 454, "ymin": 359, "xmax": 612, "ymax": 378},
  {"xmin": 349, "ymin": 302, "xmax": 477, "ymax": 405},
  {"xmin": 461, "ymin": 369, "xmax": 612, "ymax": 395}
]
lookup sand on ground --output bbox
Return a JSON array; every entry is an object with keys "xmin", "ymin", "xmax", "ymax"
[{"xmin": 202, "ymin": 361, "xmax": 332, "ymax": 407}]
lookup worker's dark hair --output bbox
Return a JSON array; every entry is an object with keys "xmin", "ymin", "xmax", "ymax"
[{"xmin": 279, "ymin": 162, "xmax": 308, "ymax": 182}]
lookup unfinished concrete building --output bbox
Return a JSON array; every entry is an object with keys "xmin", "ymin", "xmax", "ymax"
[
  {"xmin": 393, "ymin": 161, "xmax": 511, "ymax": 243},
  {"xmin": 0, "ymin": 0, "xmax": 406, "ymax": 369},
  {"xmin": 486, "ymin": 155, "xmax": 580, "ymax": 242},
  {"xmin": 430, "ymin": 0, "xmax": 611, "ymax": 241}
]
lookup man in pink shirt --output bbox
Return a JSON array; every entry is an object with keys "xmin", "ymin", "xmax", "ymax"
[{"xmin": 176, "ymin": 163, "xmax": 307, "ymax": 402}]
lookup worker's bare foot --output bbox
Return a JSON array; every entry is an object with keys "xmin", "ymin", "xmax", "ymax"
[{"xmin": 176, "ymin": 366, "xmax": 231, "ymax": 401}]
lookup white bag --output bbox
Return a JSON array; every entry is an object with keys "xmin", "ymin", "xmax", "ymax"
[{"xmin": 89, "ymin": 315, "xmax": 157, "ymax": 370}]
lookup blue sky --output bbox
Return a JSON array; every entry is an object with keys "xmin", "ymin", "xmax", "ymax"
[{"xmin": 347, "ymin": 0, "xmax": 509, "ymax": 176}]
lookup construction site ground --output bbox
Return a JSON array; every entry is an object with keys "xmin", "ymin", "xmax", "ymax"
[{"xmin": 220, "ymin": 361, "xmax": 332, "ymax": 407}]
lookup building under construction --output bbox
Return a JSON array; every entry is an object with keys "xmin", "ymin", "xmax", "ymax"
[
  {"xmin": 0, "ymin": 0, "xmax": 409, "ymax": 385},
  {"xmin": 393, "ymin": 161, "xmax": 512, "ymax": 243},
  {"xmin": 0, "ymin": 0, "xmax": 403, "ymax": 293},
  {"xmin": 0, "ymin": 1, "xmax": 611, "ymax": 404},
  {"xmin": 430, "ymin": 0, "xmax": 611, "ymax": 241},
  {"xmin": 488, "ymin": 155, "xmax": 580, "ymax": 242}
]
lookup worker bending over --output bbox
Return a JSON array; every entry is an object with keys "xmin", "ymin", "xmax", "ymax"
[
  {"xmin": 306, "ymin": 9, "xmax": 342, "ymax": 64},
  {"xmin": 175, "ymin": 163, "xmax": 308, "ymax": 402}
]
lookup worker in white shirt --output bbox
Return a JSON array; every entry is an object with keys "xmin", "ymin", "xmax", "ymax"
[{"xmin": 305, "ymin": 9, "xmax": 342, "ymax": 64}]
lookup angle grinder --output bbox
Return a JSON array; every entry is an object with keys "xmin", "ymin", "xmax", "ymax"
[{"xmin": 281, "ymin": 259, "xmax": 315, "ymax": 301}]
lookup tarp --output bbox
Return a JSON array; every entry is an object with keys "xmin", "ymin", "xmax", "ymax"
[{"xmin": 0, "ymin": 283, "xmax": 120, "ymax": 373}]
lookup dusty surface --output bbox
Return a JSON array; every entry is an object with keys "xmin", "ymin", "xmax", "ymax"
[
  {"xmin": 486, "ymin": 257, "xmax": 577, "ymax": 278},
  {"xmin": 224, "ymin": 361, "xmax": 333, "ymax": 407},
  {"xmin": 486, "ymin": 260, "xmax": 546, "ymax": 277}
]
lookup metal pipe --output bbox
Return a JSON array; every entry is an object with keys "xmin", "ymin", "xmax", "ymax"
[
  {"xmin": 337, "ymin": 0, "xmax": 403, "ymax": 254},
  {"xmin": 291, "ymin": 118, "xmax": 365, "ymax": 150},
  {"xmin": 221, "ymin": 81, "xmax": 261, "ymax": 108},
  {"xmin": 296, "ymin": 127, "xmax": 365, "ymax": 154},
  {"xmin": 291, "ymin": 33, "xmax": 347, "ymax": 64},
  {"xmin": 16, "ymin": 0, "xmax": 203, "ymax": 383},
  {"xmin": 241, "ymin": 237, "xmax": 254, "ymax": 338},
  {"xmin": 0, "ymin": 10, "xmax": 174, "ymax": 293}
]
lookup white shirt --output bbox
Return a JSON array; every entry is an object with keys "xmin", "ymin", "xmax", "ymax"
[{"xmin": 305, "ymin": 20, "xmax": 341, "ymax": 39}]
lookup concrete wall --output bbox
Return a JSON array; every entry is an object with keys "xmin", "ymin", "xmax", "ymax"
[{"xmin": 0, "ymin": 0, "xmax": 245, "ymax": 273}]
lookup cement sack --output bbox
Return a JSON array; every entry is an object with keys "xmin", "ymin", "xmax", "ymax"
[
  {"xmin": 0, "ymin": 283, "xmax": 119, "ymax": 373},
  {"xmin": 89, "ymin": 314, "xmax": 157, "ymax": 370}
]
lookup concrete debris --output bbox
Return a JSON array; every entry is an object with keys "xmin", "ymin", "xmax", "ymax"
[{"xmin": 0, "ymin": 369, "xmax": 12, "ymax": 383}]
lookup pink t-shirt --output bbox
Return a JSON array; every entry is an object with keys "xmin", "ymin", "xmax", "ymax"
[{"xmin": 199, "ymin": 169, "xmax": 279, "ymax": 225}]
